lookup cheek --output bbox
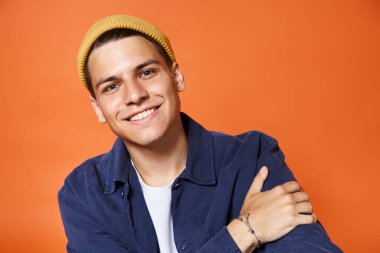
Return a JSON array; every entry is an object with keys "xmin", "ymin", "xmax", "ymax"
[
  {"xmin": 148, "ymin": 80, "xmax": 178, "ymax": 97},
  {"xmin": 145, "ymin": 73, "xmax": 177, "ymax": 92},
  {"xmin": 98, "ymin": 97, "xmax": 122, "ymax": 118}
]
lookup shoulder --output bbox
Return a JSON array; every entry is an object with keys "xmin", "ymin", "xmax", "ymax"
[
  {"xmin": 208, "ymin": 130, "xmax": 280, "ymax": 172},
  {"xmin": 210, "ymin": 130, "xmax": 279, "ymax": 155},
  {"xmin": 58, "ymin": 152, "xmax": 110, "ymax": 202},
  {"xmin": 209, "ymin": 129, "xmax": 295, "ymax": 190}
]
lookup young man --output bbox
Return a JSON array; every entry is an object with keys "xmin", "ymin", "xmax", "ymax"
[{"xmin": 58, "ymin": 15, "xmax": 342, "ymax": 252}]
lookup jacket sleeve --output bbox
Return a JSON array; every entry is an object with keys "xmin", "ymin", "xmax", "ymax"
[
  {"xmin": 255, "ymin": 133, "xmax": 343, "ymax": 252},
  {"xmin": 58, "ymin": 180, "xmax": 130, "ymax": 253},
  {"xmin": 196, "ymin": 133, "xmax": 343, "ymax": 253},
  {"xmin": 195, "ymin": 223, "xmax": 343, "ymax": 253}
]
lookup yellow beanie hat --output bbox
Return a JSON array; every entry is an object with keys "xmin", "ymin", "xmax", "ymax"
[{"xmin": 77, "ymin": 15, "xmax": 176, "ymax": 89}]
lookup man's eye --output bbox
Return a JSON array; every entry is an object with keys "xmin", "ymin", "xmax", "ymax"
[
  {"xmin": 103, "ymin": 83, "xmax": 119, "ymax": 93},
  {"xmin": 140, "ymin": 69, "xmax": 157, "ymax": 79}
]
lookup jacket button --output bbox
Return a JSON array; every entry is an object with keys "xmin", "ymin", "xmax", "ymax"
[{"xmin": 174, "ymin": 182, "xmax": 181, "ymax": 188}]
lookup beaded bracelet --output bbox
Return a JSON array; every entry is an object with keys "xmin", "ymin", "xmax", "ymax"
[{"xmin": 234, "ymin": 213, "xmax": 262, "ymax": 248}]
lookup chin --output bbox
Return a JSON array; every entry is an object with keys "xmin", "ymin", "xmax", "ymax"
[{"xmin": 122, "ymin": 128, "xmax": 167, "ymax": 148}]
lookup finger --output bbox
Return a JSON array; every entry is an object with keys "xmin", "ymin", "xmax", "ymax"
[
  {"xmin": 295, "ymin": 213, "xmax": 317, "ymax": 225},
  {"xmin": 291, "ymin": 191, "xmax": 309, "ymax": 203},
  {"xmin": 295, "ymin": 202, "xmax": 313, "ymax": 214},
  {"xmin": 249, "ymin": 166, "xmax": 269, "ymax": 194},
  {"xmin": 312, "ymin": 213, "xmax": 318, "ymax": 223},
  {"xmin": 279, "ymin": 181, "xmax": 302, "ymax": 193}
]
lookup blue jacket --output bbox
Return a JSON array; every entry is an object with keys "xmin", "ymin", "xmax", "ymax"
[{"xmin": 58, "ymin": 113, "xmax": 342, "ymax": 252}]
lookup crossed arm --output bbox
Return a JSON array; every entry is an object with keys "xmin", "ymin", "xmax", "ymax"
[
  {"xmin": 59, "ymin": 166, "xmax": 337, "ymax": 253},
  {"xmin": 227, "ymin": 166, "xmax": 317, "ymax": 252}
]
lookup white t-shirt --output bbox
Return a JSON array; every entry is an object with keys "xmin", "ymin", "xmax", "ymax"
[{"xmin": 132, "ymin": 162, "xmax": 178, "ymax": 253}]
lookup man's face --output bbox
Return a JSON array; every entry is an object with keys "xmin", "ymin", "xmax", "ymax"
[{"xmin": 88, "ymin": 36, "xmax": 185, "ymax": 148}]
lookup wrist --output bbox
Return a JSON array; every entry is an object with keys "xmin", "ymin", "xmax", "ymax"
[
  {"xmin": 227, "ymin": 219, "xmax": 258, "ymax": 253},
  {"xmin": 239, "ymin": 213, "xmax": 262, "ymax": 248}
]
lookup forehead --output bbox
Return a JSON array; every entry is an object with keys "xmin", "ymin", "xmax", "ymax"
[{"xmin": 89, "ymin": 35, "xmax": 162, "ymax": 68}]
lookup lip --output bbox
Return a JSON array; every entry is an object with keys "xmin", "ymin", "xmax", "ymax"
[{"xmin": 124, "ymin": 104, "xmax": 162, "ymax": 122}]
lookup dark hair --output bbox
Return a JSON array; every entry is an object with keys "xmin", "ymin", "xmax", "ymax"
[{"xmin": 84, "ymin": 29, "xmax": 173, "ymax": 97}]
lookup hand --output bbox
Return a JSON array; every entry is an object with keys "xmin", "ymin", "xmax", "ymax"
[{"xmin": 227, "ymin": 166, "xmax": 317, "ymax": 252}]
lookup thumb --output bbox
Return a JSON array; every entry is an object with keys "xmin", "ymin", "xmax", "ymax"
[{"xmin": 249, "ymin": 166, "xmax": 269, "ymax": 194}]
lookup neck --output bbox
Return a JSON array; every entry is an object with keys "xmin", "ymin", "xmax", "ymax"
[{"xmin": 125, "ymin": 117, "xmax": 188, "ymax": 187}]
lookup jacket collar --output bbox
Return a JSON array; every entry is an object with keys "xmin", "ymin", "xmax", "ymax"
[
  {"xmin": 104, "ymin": 137, "xmax": 131, "ymax": 194},
  {"xmin": 179, "ymin": 113, "xmax": 216, "ymax": 185},
  {"xmin": 103, "ymin": 112, "xmax": 216, "ymax": 195}
]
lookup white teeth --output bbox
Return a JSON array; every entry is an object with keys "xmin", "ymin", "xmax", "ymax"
[{"xmin": 129, "ymin": 108, "xmax": 157, "ymax": 121}]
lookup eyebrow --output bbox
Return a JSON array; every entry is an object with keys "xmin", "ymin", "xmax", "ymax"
[{"xmin": 95, "ymin": 59, "xmax": 162, "ymax": 90}]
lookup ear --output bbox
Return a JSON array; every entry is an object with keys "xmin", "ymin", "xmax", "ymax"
[
  {"xmin": 172, "ymin": 62, "xmax": 185, "ymax": 92},
  {"xmin": 90, "ymin": 97, "xmax": 106, "ymax": 124}
]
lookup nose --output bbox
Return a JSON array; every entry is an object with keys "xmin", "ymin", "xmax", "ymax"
[{"xmin": 124, "ymin": 81, "xmax": 149, "ymax": 105}]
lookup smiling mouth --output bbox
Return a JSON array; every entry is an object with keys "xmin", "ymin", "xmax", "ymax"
[{"xmin": 127, "ymin": 106, "xmax": 160, "ymax": 122}]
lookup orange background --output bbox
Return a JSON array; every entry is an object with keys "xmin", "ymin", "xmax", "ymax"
[{"xmin": 0, "ymin": 0, "xmax": 379, "ymax": 252}]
